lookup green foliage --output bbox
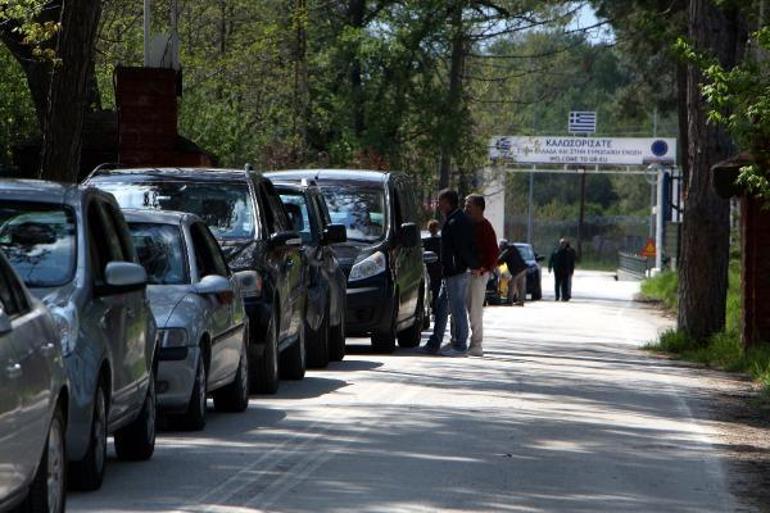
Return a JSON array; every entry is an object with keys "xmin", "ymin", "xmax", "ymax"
[
  {"xmin": 0, "ymin": 0, "xmax": 60, "ymax": 59},
  {"xmin": 640, "ymin": 270, "xmax": 678, "ymax": 310},
  {"xmin": 0, "ymin": 45, "xmax": 37, "ymax": 172}
]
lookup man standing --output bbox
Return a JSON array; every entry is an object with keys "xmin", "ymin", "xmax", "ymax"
[
  {"xmin": 548, "ymin": 239, "xmax": 566, "ymax": 301},
  {"xmin": 499, "ymin": 241, "xmax": 528, "ymax": 306},
  {"xmin": 549, "ymin": 238, "xmax": 576, "ymax": 301},
  {"xmin": 464, "ymin": 194, "xmax": 498, "ymax": 357},
  {"xmin": 420, "ymin": 189, "xmax": 479, "ymax": 357}
]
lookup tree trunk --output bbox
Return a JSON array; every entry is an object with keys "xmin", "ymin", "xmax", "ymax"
[
  {"xmin": 39, "ymin": 0, "xmax": 102, "ymax": 182},
  {"xmin": 292, "ymin": 0, "xmax": 308, "ymax": 162},
  {"xmin": 348, "ymin": 0, "xmax": 366, "ymax": 139},
  {"xmin": 438, "ymin": 0, "xmax": 466, "ymax": 190},
  {"xmin": 678, "ymin": 0, "xmax": 746, "ymax": 342}
]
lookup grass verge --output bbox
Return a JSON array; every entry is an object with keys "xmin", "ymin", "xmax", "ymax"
[{"xmin": 642, "ymin": 259, "xmax": 770, "ymax": 395}]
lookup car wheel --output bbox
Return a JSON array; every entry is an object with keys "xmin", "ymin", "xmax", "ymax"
[
  {"xmin": 114, "ymin": 371, "xmax": 156, "ymax": 461},
  {"xmin": 21, "ymin": 405, "xmax": 66, "ymax": 513},
  {"xmin": 371, "ymin": 298, "xmax": 397, "ymax": 353},
  {"xmin": 532, "ymin": 281, "xmax": 543, "ymax": 301},
  {"xmin": 328, "ymin": 313, "xmax": 346, "ymax": 362},
  {"xmin": 251, "ymin": 310, "xmax": 279, "ymax": 395},
  {"xmin": 397, "ymin": 287, "xmax": 424, "ymax": 348},
  {"xmin": 280, "ymin": 321, "xmax": 306, "ymax": 380},
  {"xmin": 69, "ymin": 381, "xmax": 107, "ymax": 491},
  {"xmin": 214, "ymin": 337, "xmax": 250, "ymax": 413},
  {"xmin": 306, "ymin": 311, "xmax": 330, "ymax": 369},
  {"xmin": 177, "ymin": 351, "xmax": 207, "ymax": 431}
]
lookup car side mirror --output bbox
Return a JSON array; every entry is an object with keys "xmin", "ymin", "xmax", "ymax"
[
  {"xmin": 423, "ymin": 250, "xmax": 438, "ymax": 265},
  {"xmin": 269, "ymin": 231, "xmax": 302, "ymax": 248},
  {"xmin": 399, "ymin": 222, "xmax": 419, "ymax": 248},
  {"xmin": 536, "ymin": 255, "xmax": 545, "ymax": 263},
  {"xmin": 194, "ymin": 275, "xmax": 233, "ymax": 295},
  {"xmin": 99, "ymin": 261, "xmax": 147, "ymax": 295},
  {"xmin": 0, "ymin": 310, "xmax": 12, "ymax": 336},
  {"xmin": 322, "ymin": 224, "xmax": 347, "ymax": 245}
]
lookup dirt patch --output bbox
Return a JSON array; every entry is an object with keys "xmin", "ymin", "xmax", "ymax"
[{"xmin": 679, "ymin": 367, "xmax": 770, "ymax": 512}]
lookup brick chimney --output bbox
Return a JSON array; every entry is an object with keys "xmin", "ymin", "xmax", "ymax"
[{"xmin": 115, "ymin": 66, "xmax": 214, "ymax": 167}]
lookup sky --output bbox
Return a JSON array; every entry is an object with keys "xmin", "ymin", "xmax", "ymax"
[{"xmin": 569, "ymin": 2, "xmax": 616, "ymax": 45}]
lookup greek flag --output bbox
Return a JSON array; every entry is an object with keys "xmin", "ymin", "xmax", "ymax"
[{"xmin": 569, "ymin": 111, "xmax": 597, "ymax": 134}]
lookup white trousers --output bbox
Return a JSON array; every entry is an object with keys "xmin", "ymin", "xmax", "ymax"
[{"xmin": 467, "ymin": 272, "xmax": 488, "ymax": 348}]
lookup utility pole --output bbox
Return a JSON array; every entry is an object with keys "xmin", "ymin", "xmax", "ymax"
[
  {"xmin": 527, "ymin": 166, "xmax": 534, "ymax": 243},
  {"xmin": 143, "ymin": 0, "xmax": 151, "ymax": 66},
  {"xmin": 577, "ymin": 168, "xmax": 586, "ymax": 261}
]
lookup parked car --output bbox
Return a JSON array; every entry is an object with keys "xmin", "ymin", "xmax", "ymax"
[
  {"xmin": 0, "ymin": 250, "xmax": 67, "ymax": 513},
  {"xmin": 514, "ymin": 242, "xmax": 544, "ymax": 300},
  {"xmin": 124, "ymin": 210, "xmax": 253, "ymax": 431},
  {"xmin": 85, "ymin": 167, "xmax": 307, "ymax": 394},
  {"xmin": 0, "ymin": 180, "xmax": 158, "ymax": 491},
  {"xmin": 266, "ymin": 177, "xmax": 347, "ymax": 367},
  {"xmin": 272, "ymin": 170, "xmax": 424, "ymax": 353}
]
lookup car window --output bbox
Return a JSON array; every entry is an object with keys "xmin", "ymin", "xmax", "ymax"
[
  {"xmin": 280, "ymin": 193, "xmax": 315, "ymax": 243},
  {"xmin": 0, "ymin": 202, "xmax": 77, "ymax": 288},
  {"xmin": 320, "ymin": 184, "xmax": 386, "ymax": 242},
  {"xmin": 103, "ymin": 203, "xmax": 136, "ymax": 263},
  {"xmin": 190, "ymin": 223, "xmax": 228, "ymax": 279},
  {"xmin": 263, "ymin": 182, "xmax": 291, "ymax": 233},
  {"xmin": 129, "ymin": 223, "xmax": 189, "ymax": 285},
  {"xmin": 94, "ymin": 180, "xmax": 256, "ymax": 240},
  {"xmin": 393, "ymin": 186, "xmax": 404, "ymax": 227},
  {"xmin": 87, "ymin": 201, "xmax": 125, "ymax": 286}
]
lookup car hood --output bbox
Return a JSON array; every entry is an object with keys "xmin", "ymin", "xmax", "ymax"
[
  {"xmin": 219, "ymin": 240, "xmax": 257, "ymax": 271},
  {"xmin": 147, "ymin": 285, "xmax": 192, "ymax": 328},
  {"xmin": 330, "ymin": 241, "xmax": 380, "ymax": 274},
  {"xmin": 28, "ymin": 282, "xmax": 76, "ymax": 308}
]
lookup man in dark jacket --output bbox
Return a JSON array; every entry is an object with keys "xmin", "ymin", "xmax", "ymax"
[
  {"xmin": 549, "ymin": 238, "xmax": 576, "ymax": 301},
  {"xmin": 420, "ymin": 189, "xmax": 479, "ymax": 356},
  {"xmin": 423, "ymin": 220, "xmax": 442, "ymax": 314}
]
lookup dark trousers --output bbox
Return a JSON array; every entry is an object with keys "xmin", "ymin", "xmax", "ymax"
[{"xmin": 555, "ymin": 273, "xmax": 572, "ymax": 301}]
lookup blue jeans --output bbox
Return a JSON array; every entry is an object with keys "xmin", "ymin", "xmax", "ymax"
[{"xmin": 426, "ymin": 272, "xmax": 470, "ymax": 351}]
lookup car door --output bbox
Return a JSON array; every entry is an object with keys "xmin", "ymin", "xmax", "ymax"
[
  {"xmin": 0, "ymin": 259, "xmax": 53, "ymax": 495},
  {"xmin": 259, "ymin": 181, "xmax": 304, "ymax": 343},
  {"xmin": 189, "ymin": 222, "xmax": 234, "ymax": 385},
  {"xmin": 313, "ymin": 193, "xmax": 346, "ymax": 328},
  {"xmin": 102, "ymin": 201, "xmax": 153, "ymax": 407},
  {"xmin": 86, "ymin": 200, "xmax": 133, "ymax": 422},
  {"xmin": 392, "ymin": 181, "xmax": 421, "ymax": 324}
]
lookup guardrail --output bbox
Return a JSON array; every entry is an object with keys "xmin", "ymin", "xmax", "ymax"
[{"xmin": 617, "ymin": 252, "xmax": 650, "ymax": 281}]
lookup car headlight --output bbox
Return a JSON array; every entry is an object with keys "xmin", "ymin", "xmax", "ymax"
[
  {"xmin": 349, "ymin": 251, "xmax": 387, "ymax": 282},
  {"xmin": 49, "ymin": 303, "xmax": 78, "ymax": 357},
  {"xmin": 159, "ymin": 328, "xmax": 189, "ymax": 348}
]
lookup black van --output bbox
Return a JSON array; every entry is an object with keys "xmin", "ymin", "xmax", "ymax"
[{"xmin": 274, "ymin": 170, "xmax": 424, "ymax": 352}]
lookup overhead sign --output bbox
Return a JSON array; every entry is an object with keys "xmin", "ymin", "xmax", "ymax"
[
  {"xmin": 569, "ymin": 111, "xmax": 596, "ymax": 134},
  {"xmin": 489, "ymin": 136, "xmax": 677, "ymax": 166}
]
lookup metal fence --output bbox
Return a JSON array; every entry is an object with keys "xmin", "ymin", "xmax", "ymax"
[{"xmin": 617, "ymin": 252, "xmax": 650, "ymax": 280}]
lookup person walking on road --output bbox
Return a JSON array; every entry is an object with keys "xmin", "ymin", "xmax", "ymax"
[
  {"xmin": 499, "ymin": 240, "xmax": 528, "ymax": 306},
  {"xmin": 424, "ymin": 219, "xmax": 442, "ymax": 314},
  {"xmin": 420, "ymin": 189, "xmax": 479, "ymax": 357},
  {"xmin": 549, "ymin": 238, "xmax": 576, "ymax": 301},
  {"xmin": 464, "ymin": 194, "xmax": 498, "ymax": 357}
]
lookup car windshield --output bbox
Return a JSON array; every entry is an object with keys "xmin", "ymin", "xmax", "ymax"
[
  {"xmin": 320, "ymin": 185, "xmax": 386, "ymax": 242},
  {"xmin": 129, "ymin": 223, "xmax": 189, "ymax": 285},
  {"xmin": 96, "ymin": 181, "xmax": 255, "ymax": 240},
  {"xmin": 280, "ymin": 193, "xmax": 314, "ymax": 244},
  {"xmin": 0, "ymin": 203, "xmax": 77, "ymax": 287},
  {"xmin": 515, "ymin": 244, "xmax": 535, "ymax": 260}
]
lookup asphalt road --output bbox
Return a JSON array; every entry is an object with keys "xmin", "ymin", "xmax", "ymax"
[{"xmin": 69, "ymin": 270, "xmax": 735, "ymax": 513}]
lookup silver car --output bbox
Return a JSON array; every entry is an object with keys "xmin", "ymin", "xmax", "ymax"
[
  {"xmin": 0, "ymin": 180, "xmax": 158, "ymax": 492},
  {"xmin": 124, "ymin": 210, "xmax": 252, "ymax": 431},
  {"xmin": 0, "ymin": 250, "xmax": 67, "ymax": 513}
]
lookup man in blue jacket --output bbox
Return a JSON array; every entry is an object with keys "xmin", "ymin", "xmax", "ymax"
[{"xmin": 420, "ymin": 189, "xmax": 479, "ymax": 356}]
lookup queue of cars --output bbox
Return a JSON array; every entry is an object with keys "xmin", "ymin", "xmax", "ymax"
[{"xmin": 0, "ymin": 166, "xmax": 426, "ymax": 512}]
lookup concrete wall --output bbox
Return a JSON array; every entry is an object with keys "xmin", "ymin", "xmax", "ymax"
[{"xmin": 483, "ymin": 168, "xmax": 505, "ymax": 241}]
